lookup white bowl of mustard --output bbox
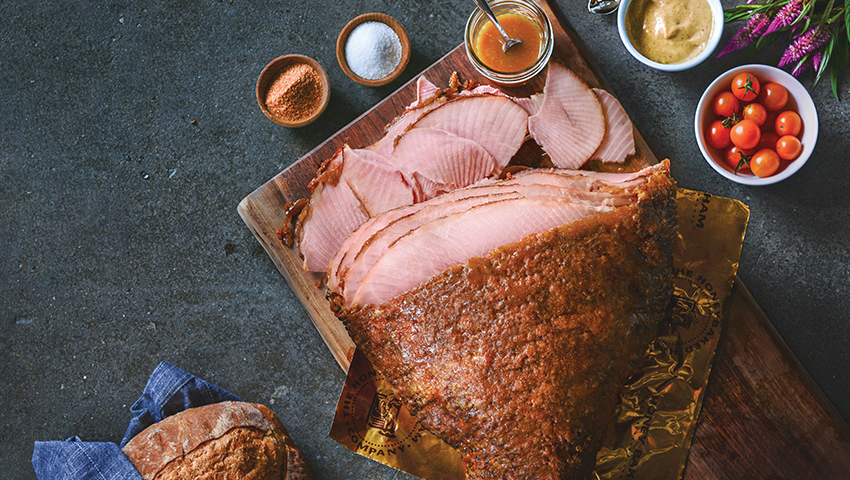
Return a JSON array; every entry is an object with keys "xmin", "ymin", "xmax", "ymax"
[{"xmin": 617, "ymin": 0, "xmax": 724, "ymax": 71}]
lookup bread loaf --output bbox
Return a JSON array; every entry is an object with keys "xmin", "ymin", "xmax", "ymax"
[{"xmin": 122, "ymin": 401, "xmax": 311, "ymax": 480}]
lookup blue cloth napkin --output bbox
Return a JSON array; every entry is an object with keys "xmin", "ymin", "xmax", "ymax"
[{"xmin": 32, "ymin": 362, "xmax": 241, "ymax": 480}]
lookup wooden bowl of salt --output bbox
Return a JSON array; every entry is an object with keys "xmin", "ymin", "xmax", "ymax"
[
  {"xmin": 257, "ymin": 54, "xmax": 330, "ymax": 127},
  {"xmin": 337, "ymin": 13, "xmax": 411, "ymax": 87}
]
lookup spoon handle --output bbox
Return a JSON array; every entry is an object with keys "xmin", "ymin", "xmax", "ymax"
[{"xmin": 472, "ymin": 0, "xmax": 511, "ymax": 41}]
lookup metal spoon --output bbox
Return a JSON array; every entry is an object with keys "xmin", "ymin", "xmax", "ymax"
[
  {"xmin": 587, "ymin": 0, "xmax": 620, "ymax": 15},
  {"xmin": 472, "ymin": 0, "xmax": 522, "ymax": 52}
]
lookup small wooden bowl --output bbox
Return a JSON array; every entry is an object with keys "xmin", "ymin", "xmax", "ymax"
[
  {"xmin": 256, "ymin": 54, "xmax": 330, "ymax": 127},
  {"xmin": 336, "ymin": 13, "xmax": 411, "ymax": 87}
]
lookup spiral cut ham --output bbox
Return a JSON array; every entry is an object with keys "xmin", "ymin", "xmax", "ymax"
[
  {"xmin": 331, "ymin": 161, "xmax": 677, "ymax": 479},
  {"xmin": 294, "ymin": 63, "xmax": 636, "ymax": 274}
]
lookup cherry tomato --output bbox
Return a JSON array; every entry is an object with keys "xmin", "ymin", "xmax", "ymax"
[
  {"xmin": 758, "ymin": 82, "xmax": 789, "ymax": 111},
  {"xmin": 757, "ymin": 131, "xmax": 780, "ymax": 151},
  {"xmin": 732, "ymin": 72, "xmax": 761, "ymax": 102},
  {"xmin": 723, "ymin": 145, "xmax": 753, "ymax": 173},
  {"xmin": 750, "ymin": 148, "xmax": 781, "ymax": 178},
  {"xmin": 776, "ymin": 110, "xmax": 802, "ymax": 137},
  {"xmin": 730, "ymin": 119, "xmax": 761, "ymax": 149},
  {"xmin": 743, "ymin": 103, "xmax": 767, "ymax": 126},
  {"xmin": 776, "ymin": 135, "xmax": 803, "ymax": 160},
  {"xmin": 705, "ymin": 120, "xmax": 731, "ymax": 149},
  {"xmin": 712, "ymin": 91, "xmax": 741, "ymax": 118}
]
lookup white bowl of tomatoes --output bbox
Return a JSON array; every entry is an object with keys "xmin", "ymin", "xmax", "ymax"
[{"xmin": 695, "ymin": 64, "xmax": 818, "ymax": 185}]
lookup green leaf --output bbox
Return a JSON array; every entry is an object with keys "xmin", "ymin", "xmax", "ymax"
[
  {"xmin": 723, "ymin": 5, "xmax": 764, "ymax": 23},
  {"xmin": 845, "ymin": 0, "xmax": 850, "ymax": 42},
  {"xmin": 815, "ymin": 37, "xmax": 835, "ymax": 85},
  {"xmin": 823, "ymin": 0, "xmax": 836, "ymax": 23},
  {"xmin": 829, "ymin": 32, "xmax": 849, "ymax": 99}
]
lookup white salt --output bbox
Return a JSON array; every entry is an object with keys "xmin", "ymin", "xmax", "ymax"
[{"xmin": 345, "ymin": 21, "xmax": 402, "ymax": 80}]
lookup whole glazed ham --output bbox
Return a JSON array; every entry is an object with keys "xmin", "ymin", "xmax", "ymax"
[
  {"xmin": 290, "ymin": 61, "xmax": 664, "ymax": 479},
  {"xmin": 293, "ymin": 62, "xmax": 636, "ymax": 274},
  {"xmin": 331, "ymin": 162, "xmax": 677, "ymax": 479}
]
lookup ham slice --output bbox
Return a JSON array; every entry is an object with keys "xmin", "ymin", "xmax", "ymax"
[
  {"xmin": 514, "ymin": 92, "xmax": 544, "ymax": 116},
  {"xmin": 527, "ymin": 63, "xmax": 605, "ymax": 169},
  {"xmin": 338, "ymin": 193, "xmax": 525, "ymax": 304},
  {"xmin": 390, "ymin": 129, "xmax": 498, "ymax": 200},
  {"xmin": 344, "ymin": 147, "xmax": 416, "ymax": 215},
  {"xmin": 370, "ymin": 99, "xmax": 447, "ymax": 158},
  {"xmin": 591, "ymin": 88, "xmax": 635, "ymax": 163},
  {"xmin": 296, "ymin": 152, "xmax": 368, "ymax": 272},
  {"xmin": 296, "ymin": 146, "xmax": 416, "ymax": 272},
  {"xmin": 409, "ymin": 94, "xmax": 529, "ymax": 168}
]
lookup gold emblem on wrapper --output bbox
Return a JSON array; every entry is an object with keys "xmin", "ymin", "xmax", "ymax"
[
  {"xmin": 331, "ymin": 188, "xmax": 749, "ymax": 480},
  {"xmin": 330, "ymin": 348, "xmax": 466, "ymax": 479}
]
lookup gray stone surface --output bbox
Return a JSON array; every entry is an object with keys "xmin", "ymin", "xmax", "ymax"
[{"xmin": 1, "ymin": 1, "xmax": 847, "ymax": 478}]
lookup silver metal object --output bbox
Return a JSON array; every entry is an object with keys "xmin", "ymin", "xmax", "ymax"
[
  {"xmin": 587, "ymin": 0, "xmax": 620, "ymax": 15},
  {"xmin": 471, "ymin": 0, "xmax": 522, "ymax": 52}
]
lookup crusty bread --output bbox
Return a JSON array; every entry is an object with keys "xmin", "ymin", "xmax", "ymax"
[{"xmin": 122, "ymin": 401, "xmax": 311, "ymax": 480}]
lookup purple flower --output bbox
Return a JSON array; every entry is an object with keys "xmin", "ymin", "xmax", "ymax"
[
  {"xmin": 717, "ymin": 13, "xmax": 771, "ymax": 58},
  {"xmin": 813, "ymin": 51, "xmax": 823, "ymax": 72},
  {"xmin": 791, "ymin": 57, "xmax": 812, "ymax": 77},
  {"xmin": 778, "ymin": 27, "xmax": 831, "ymax": 67},
  {"xmin": 765, "ymin": 0, "xmax": 804, "ymax": 35}
]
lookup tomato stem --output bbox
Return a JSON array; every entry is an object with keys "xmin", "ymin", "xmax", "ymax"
[
  {"xmin": 737, "ymin": 74, "xmax": 758, "ymax": 98},
  {"xmin": 734, "ymin": 151, "xmax": 752, "ymax": 175},
  {"xmin": 722, "ymin": 112, "xmax": 741, "ymax": 128}
]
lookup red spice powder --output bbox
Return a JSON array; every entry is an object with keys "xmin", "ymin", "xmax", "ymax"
[{"xmin": 265, "ymin": 63, "xmax": 322, "ymax": 122}]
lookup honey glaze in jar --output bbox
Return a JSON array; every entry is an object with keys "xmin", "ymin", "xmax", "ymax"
[
  {"xmin": 475, "ymin": 13, "xmax": 542, "ymax": 73},
  {"xmin": 464, "ymin": 0, "xmax": 553, "ymax": 84}
]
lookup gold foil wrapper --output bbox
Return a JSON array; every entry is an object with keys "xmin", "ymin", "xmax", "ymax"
[
  {"xmin": 594, "ymin": 188, "xmax": 749, "ymax": 479},
  {"xmin": 330, "ymin": 188, "xmax": 749, "ymax": 480},
  {"xmin": 329, "ymin": 348, "xmax": 466, "ymax": 479}
]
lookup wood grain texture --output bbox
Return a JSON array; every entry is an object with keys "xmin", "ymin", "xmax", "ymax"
[{"xmin": 238, "ymin": 0, "xmax": 850, "ymax": 475}]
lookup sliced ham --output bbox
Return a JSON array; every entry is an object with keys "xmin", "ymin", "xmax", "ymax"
[
  {"xmin": 339, "ymin": 193, "xmax": 526, "ymax": 304},
  {"xmin": 332, "ymin": 163, "xmax": 669, "ymax": 306},
  {"xmin": 350, "ymin": 197, "xmax": 613, "ymax": 307},
  {"xmin": 591, "ymin": 88, "xmax": 635, "ymax": 163},
  {"xmin": 334, "ymin": 181, "xmax": 631, "ymax": 301},
  {"xmin": 390, "ymin": 129, "xmax": 498, "ymax": 200},
  {"xmin": 344, "ymin": 147, "xmax": 416, "ymax": 215},
  {"xmin": 332, "ymin": 161, "xmax": 677, "ymax": 480},
  {"xmin": 528, "ymin": 63, "xmax": 605, "ymax": 169},
  {"xmin": 509, "ymin": 168, "xmax": 646, "ymax": 193},
  {"xmin": 296, "ymin": 151, "xmax": 369, "ymax": 272},
  {"xmin": 297, "ymin": 146, "xmax": 416, "ymax": 272},
  {"xmin": 327, "ymin": 182, "xmax": 503, "ymax": 291},
  {"xmin": 370, "ymin": 98, "xmax": 447, "ymax": 158},
  {"xmin": 409, "ymin": 94, "xmax": 529, "ymax": 168},
  {"xmin": 514, "ymin": 92, "xmax": 544, "ymax": 116},
  {"xmin": 295, "ymin": 67, "xmax": 645, "ymax": 276}
]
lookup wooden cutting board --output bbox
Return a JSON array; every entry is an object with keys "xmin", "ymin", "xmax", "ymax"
[{"xmin": 238, "ymin": 1, "xmax": 850, "ymax": 477}]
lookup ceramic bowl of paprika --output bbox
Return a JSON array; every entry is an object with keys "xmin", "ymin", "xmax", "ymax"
[
  {"xmin": 337, "ymin": 13, "xmax": 411, "ymax": 87},
  {"xmin": 256, "ymin": 54, "xmax": 330, "ymax": 127}
]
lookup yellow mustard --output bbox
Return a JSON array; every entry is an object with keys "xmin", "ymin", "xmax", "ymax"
[{"xmin": 625, "ymin": 0, "xmax": 714, "ymax": 64}]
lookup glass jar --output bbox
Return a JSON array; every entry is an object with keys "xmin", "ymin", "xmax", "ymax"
[{"xmin": 464, "ymin": 0, "xmax": 554, "ymax": 85}]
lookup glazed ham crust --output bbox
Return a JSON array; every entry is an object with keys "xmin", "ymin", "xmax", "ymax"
[{"xmin": 333, "ymin": 164, "xmax": 677, "ymax": 479}]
